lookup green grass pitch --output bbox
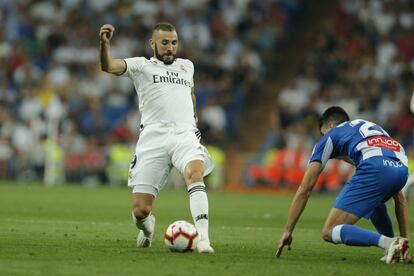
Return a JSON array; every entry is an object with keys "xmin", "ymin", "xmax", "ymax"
[{"xmin": 0, "ymin": 183, "xmax": 413, "ymax": 275}]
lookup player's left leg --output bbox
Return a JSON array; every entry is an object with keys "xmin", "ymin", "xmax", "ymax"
[
  {"xmin": 172, "ymin": 128, "xmax": 214, "ymax": 253},
  {"xmin": 322, "ymin": 208, "xmax": 395, "ymax": 249},
  {"xmin": 184, "ymin": 159, "xmax": 214, "ymax": 253},
  {"xmin": 322, "ymin": 208, "xmax": 411, "ymax": 264},
  {"xmin": 128, "ymin": 126, "xmax": 172, "ymax": 248},
  {"xmin": 322, "ymin": 157, "xmax": 410, "ymax": 259}
]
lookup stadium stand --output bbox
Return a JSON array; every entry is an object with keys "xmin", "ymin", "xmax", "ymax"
[
  {"xmin": 3, "ymin": 0, "xmax": 411, "ymax": 191},
  {"xmin": 0, "ymin": 0, "xmax": 304, "ymax": 187},
  {"xmin": 243, "ymin": 0, "xmax": 414, "ymax": 191}
]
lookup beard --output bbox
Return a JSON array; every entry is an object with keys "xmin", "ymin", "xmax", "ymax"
[{"xmin": 155, "ymin": 45, "xmax": 176, "ymax": 65}]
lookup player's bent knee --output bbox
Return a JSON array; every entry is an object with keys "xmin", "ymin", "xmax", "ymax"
[
  {"xmin": 322, "ymin": 233, "xmax": 331, "ymax": 242},
  {"xmin": 184, "ymin": 171, "xmax": 204, "ymax": 184},
  {"xmin": 133, "ymin": 205, "xmax": 152, "ymax": 220},
  {"xmin": 322, "ymin": 228, "xmax": 332, "ymax": 242}
]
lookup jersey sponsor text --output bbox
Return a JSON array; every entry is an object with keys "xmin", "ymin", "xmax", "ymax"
[
  {"xmin": 153, "ymin": 71, "xmax": 191, "ymax": 87},
  {"xmin": 366, "ymin": 136, "xmax": 401, "ymax": 151}
]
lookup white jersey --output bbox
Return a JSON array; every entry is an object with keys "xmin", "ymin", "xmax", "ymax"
[{"xmin": 123, "ymin": 56, "xmax": 196, "ymax": 126}]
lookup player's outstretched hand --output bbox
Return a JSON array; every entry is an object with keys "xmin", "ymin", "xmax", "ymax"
[
  {"xmin": 275, "ymin": 231, "xmax": 293, "ymax": 258},
  {"xmin": 100, "ymin": 24, "xmax": 115, "ymax": 43},
  {"xmin": 403, "ymin": 249, "xmax": 413, "ymax": 264}
]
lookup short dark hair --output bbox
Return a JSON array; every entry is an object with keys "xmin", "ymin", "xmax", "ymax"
[
  {"xmin": 319, "ymin": 106, "xmax": 350, "ymax": 129},
  {"xmin": 153, "ymin": 22, "xmax": 176, "ymax": 35}
]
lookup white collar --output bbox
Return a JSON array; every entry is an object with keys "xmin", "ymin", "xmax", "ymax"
[{"xmin": 150, "ymin": 56, "xmax": 176, "ymax": 65}]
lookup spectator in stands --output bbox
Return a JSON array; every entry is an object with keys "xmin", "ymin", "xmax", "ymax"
[{"xmin": 1, "ymin": 0, "xmax": 302, "ymax": 184}]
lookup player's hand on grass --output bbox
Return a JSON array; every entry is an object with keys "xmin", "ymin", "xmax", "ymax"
[
  {"xmin": 275, "ymin": 231, "xmax": 293, "ymax": 258},
  {"xmin": 100, "ymin": 24, "xmax": 115, "ymax": 43},
  {"xmin": 403, "ymin": 249, "xmax": 413, "ymax": 264}
]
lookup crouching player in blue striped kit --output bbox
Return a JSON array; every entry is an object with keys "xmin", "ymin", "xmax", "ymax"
[{"xmin": 276, "ymin": 106, "xmax": 411, "ymax": 264}]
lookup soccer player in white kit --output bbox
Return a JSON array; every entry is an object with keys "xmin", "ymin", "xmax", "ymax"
[{"xmin": 99, "ymin": 22, "xmax": 214, "ymax": 253}]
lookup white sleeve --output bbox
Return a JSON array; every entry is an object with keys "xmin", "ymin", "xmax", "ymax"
[
  {"xmin": 187, "ymin": 59, "xmax": 195, "ymax": 88},
  {"xmin": 123, "ymin": 57, "xmax": 145, "ymax": 78}
]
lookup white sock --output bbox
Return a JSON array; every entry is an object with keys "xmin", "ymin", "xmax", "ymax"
[
  {"xmin": 187, "ymin": 182, "xmax": 210, "ymax": 243},
  {"xmin": 132, "ymin": 212, "xmax": 153, "ymax": 236},
  {"xmin": 378, "ymin": 236, "xmax": 396, "ymax": 250},
  {"xmin": 330, "ymin": 225, "xmax": 344, "ymax": 244}
]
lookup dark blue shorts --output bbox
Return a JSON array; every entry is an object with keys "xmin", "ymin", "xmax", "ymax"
[{"xmin": 333, "ymin": 157, "xmax": 408, "ymax": 219}]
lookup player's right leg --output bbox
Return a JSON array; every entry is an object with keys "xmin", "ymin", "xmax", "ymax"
[
  {"xmin": 132, "ymin": 191, "xmax": 155, "ymax": 248},
  {"xmin": 128, "ymin": 126, "xmax": 171, "ymax": 248},
  {"xmin": 370, "ymin": 203, "xmax": 394, "ymax": 262}
]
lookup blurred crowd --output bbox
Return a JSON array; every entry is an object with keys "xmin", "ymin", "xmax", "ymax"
[
  {"xmin": 0, "ymin": 0, "xmax": 303, "ymax": 185},
  {"xmin": 247, "ymin": 0, "xmax": 414, "ymax": 190}
]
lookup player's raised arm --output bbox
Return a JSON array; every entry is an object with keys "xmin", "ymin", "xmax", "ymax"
[
  {"xmin": 275, "ymin": 161, "xmax": 322, "ymax": 257},
  {"xmin": 99, "ymin": 24, "xmax": 126, "ymax": 75}
]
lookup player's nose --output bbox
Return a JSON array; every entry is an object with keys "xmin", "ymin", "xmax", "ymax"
[{"xmin": 166, "ymin": 43, "xmax": 173, "ymax": 51}]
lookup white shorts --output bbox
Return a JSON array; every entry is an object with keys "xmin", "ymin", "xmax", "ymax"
[{"xmin": 128, "ymin": 123, "xmax": 214, "ymax": 196}]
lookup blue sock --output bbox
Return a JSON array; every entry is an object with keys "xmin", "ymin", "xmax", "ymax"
[
  {"xmin": 370, "ymin": 204, "xmax": 394, "ymax": 237},
  {"xmin": 330, "ymin": 224, "xmax": 381, "ymax": 246}
]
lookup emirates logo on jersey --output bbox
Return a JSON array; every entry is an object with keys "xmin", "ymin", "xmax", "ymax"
[
  {"xmin": 152, "ymin": 70, "xmax": 191, "ymax": 87},
  {"xmin": 366, "ymin": 136, "xmax": 401, "ymax": 151}
]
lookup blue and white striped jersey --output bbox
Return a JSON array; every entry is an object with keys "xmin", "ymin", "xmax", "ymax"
[{"xmin": 309, "ymin": 119, "xmax": 408, "ymax": 168}]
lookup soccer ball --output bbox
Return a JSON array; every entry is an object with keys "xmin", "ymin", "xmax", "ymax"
[{"xmin": 164, "ymin": 220, "xmax": 199, "ymax": 252}]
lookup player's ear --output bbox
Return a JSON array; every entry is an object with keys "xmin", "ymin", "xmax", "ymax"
[
  {"xmin": 329, "ymin": 122, "xmax": 336, "ymax": 129},
  {"xmin": 149, "ymin": 38, "xmax": 155, "ymax": 50}
]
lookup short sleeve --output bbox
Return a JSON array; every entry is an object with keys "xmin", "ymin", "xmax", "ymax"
[
  {"xmin": 184, "ymin": 59, "xmax": 195, "ymax": 88},
  {"xmin": 123, "ymin": 57, "xmax": 146, "ymax": 78},
  {"xmin": 309, "ymin": 135, "xmax": 334, "ymax": 168}
]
